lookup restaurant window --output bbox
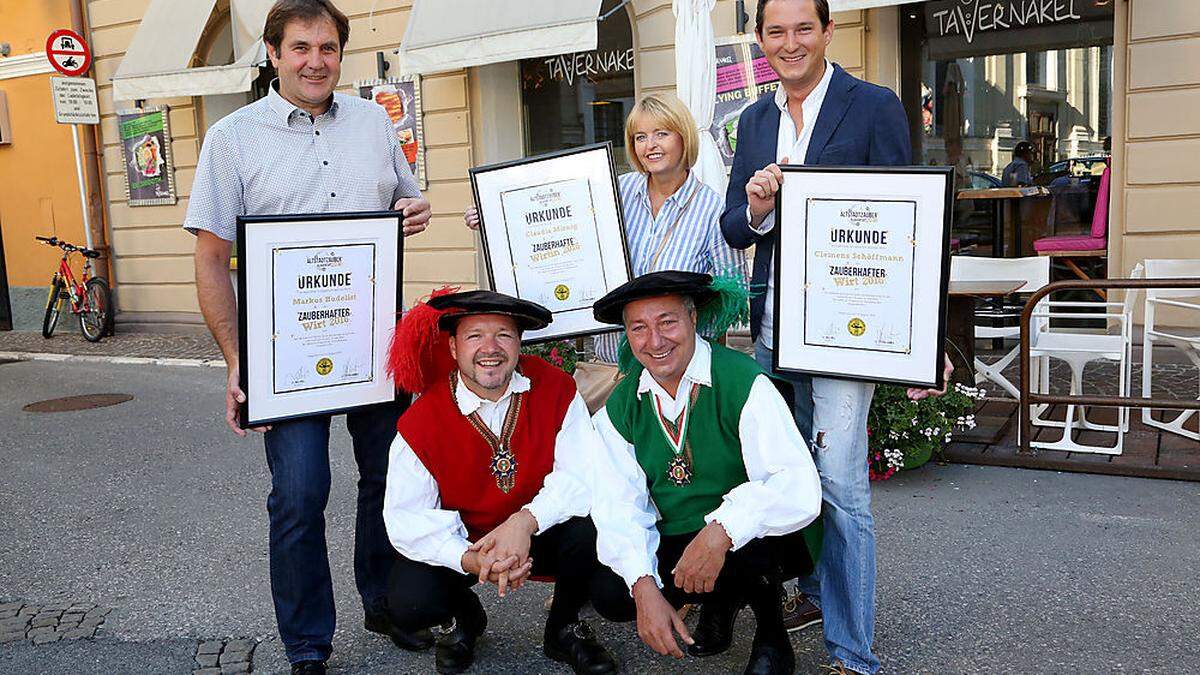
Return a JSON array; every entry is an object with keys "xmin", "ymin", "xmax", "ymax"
[
  {"xmin": 901, "ymin": 0, "xmax": 1114, "ymax": 257},
  {"xmin": 519, "ymin": 0, "xmax": 636, "ymax": 173}
]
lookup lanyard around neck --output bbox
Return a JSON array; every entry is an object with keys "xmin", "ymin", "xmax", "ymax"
[{"xmin": 652, "ymin": 382, "xmax": 699, "ymax": 457}]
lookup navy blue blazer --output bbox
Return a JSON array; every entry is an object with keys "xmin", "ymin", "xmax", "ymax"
[{"xmin": 720, "ymin": 63, "xmax": 912, "ymax": 341}]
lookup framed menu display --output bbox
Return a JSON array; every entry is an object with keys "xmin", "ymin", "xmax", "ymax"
[
  {"xmin": 773, "ymin": 166, "xmax": 953, "ymax": 389},
  {"xmin": 236, "ymin": 211, "xmax": 402, "ymax": 428},
  {"xmin": 469, "ymin": 143, "xmax": 632, "ymax": 342}
]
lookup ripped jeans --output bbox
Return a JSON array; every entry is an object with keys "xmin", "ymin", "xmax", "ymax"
[{"xmin": 755, "ymin": 338, "xmax": 880, "ymax": 674}]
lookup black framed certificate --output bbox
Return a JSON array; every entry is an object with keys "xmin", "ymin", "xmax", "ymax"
[
  {"xmin": 773, "ymin": 166, "xmax": 953, "ymax": 389},
  {"xmin": 236, "ymin": 211, "xmax": 402, "ymax": 428},
  {"xmin": 470, "ymin": 143, "xmax": 633, "ymax": 342}
]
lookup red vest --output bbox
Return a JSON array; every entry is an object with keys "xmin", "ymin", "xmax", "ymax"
[{"xmin": 397, "ymin": 355, "xmax": 577, "ymax": 540}]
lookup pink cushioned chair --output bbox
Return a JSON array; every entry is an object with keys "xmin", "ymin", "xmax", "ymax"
[{"xmin": 1034, "ymin": 163, "xmax": 1111, "ymax": 297}]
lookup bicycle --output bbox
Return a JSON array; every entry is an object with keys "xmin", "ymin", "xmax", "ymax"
[{"xmin": 36, "ymin": 235, "xmax": 112, "ymax": 342}]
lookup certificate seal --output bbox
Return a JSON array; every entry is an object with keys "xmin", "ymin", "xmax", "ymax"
[
  {"xmin": 847, "ymin": 318, "xmax": 867, "ymax": 337},
  {"xmin": 554, "ymin": 284, "xmax": 570, "ymax": 301},
  {"xmin": 316, "ymin": 357, "xmax": 334, "ymax": 376}
]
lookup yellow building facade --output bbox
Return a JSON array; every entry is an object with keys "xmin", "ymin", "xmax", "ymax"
[{"xmin": 0, "ymin": 1, "xmax": 106, "ymax": 330}]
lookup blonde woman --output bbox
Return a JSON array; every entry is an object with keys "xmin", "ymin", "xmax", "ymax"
[{"xmin": 467, "ymin": 94, "xmax": 746, "ymax": 401}]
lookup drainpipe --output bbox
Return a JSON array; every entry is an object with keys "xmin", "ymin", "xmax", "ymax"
[{"xmin": 68, "ymin": 0, "xmax": 112, "ymax": 283}]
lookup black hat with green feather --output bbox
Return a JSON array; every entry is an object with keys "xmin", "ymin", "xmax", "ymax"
[{"xmin": 593, "ymin": 270, "xmax": 750, "ymax": 372}]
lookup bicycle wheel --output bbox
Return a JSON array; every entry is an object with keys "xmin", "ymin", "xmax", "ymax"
[
  {"xmin": 80, "ymin": 277, "xmax": 111, "ymax": 342},
  {"xmin": 42, "ymin": 277, "xmax": 65, "ymax": 338}
]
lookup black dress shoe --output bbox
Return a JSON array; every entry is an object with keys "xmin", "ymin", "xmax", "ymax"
[
  {"xmin": 543, "ymin": 621, "xmax": 618, "ymax": 674},
  {"xmin": 365, "ymin": 609, "xmax": 435, "ymax": 651},
  {"xmin": 291, "ymin": 660, "xmax": 327, "ymax": 675},
  {"xmin": 687, "ymin": 598, "xmax": 745, "ymax": 657},
  {"xmin": 435, "ymin": 604, "xmax": 488, "ymax": 675},
  {"xmin": 742, "ymin": 631, "xmax": 796, "ymax": 675}
]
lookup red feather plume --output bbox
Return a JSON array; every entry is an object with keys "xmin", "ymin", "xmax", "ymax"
[{"xmin": 388, "ymin": 286, "xmax": 461, "ymax": 394}]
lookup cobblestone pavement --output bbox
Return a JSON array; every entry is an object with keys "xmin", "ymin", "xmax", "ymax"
[
  {"xmin": 988, "ymin": 350, "xmax": 1198, "ymax": 400},
  {"xmin": 193, "ymin": 638, "xmax": 259, "ymax": 674},
  {"xmin": 0, "ymin": 601, "xmax": 110, "ymax": 645},
  {"xmin": 0, "ymin": 329, "xmax": 222, "ymax": 361}
]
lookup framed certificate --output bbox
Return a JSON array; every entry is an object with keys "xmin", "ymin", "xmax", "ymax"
[
  {"xmin": 773, "ymin": 166, "xmax": 953, "ymax": 389},
  {"xmin": 236, "ymin": 212, "xmax": 402, "ymax": 428},
  {"xmin": 470, "ymin": 143, "xmax": 632, "ymax": 342}
]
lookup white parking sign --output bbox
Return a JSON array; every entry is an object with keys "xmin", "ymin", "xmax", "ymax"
[{"xmin": 51, "ymin": 76, "xmax": 99, "ymax": 125}]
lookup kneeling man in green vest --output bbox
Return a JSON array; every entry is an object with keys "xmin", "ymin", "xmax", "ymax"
[{"xmin": 587, "ymin": 271, "xmax": 823, "ymax": 675}]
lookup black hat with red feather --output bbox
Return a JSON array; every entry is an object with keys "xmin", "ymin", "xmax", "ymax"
[{"xmin": 388, "ymin": 288, "xmax": 551, "ymax": 395}]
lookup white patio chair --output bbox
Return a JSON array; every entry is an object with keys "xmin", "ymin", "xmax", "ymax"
[
  {"xmin": 1027, "ymin": 264, "xmax": 1144, "ymax": 455},
  {"xmin": 949, "ymin": 256, "xmax": 1051, "ymax": 399},
  {"xmin": 1141, "ymin": 259, "xmax": 1200, "ymax": 442}
]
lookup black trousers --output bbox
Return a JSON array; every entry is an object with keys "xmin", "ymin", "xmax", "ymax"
[
  {"xmin": 591, "ymin": 529, "xmax": 814, "ymax": 623},
  {"xmin": 387, "ymin": 516, "xmax": 626, "ymax": 636}
]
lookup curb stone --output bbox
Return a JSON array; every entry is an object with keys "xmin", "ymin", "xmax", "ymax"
[{"xmin": 0, "ymin": 351, "xmax": 226, "ymax": 369}]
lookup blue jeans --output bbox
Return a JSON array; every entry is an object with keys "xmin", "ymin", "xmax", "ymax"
[
  {"xmin": 262, "ymin": 398, "xmax": 407, "ymax": 664},
  {"xmin": 755, "ymin": 339, "xmax": 879, "ymax": 674}
]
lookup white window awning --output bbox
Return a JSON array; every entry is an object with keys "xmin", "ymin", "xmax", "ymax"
[
  {"xmin": 111, "ymin": 0, "xmax": 273, "ymax": 102},
  {"xmin": 830, "ymin": 0, "xmax": 908, "ymax": 10},
  {"xmin": 399, "ymin": 0, "xmax": 603, "ymax": 76}
]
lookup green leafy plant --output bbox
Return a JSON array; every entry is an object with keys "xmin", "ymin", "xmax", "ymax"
[
  {"xmin": 521, "ymin": 340, "xmax": 579, "ymax": 375},
  {"xmin": 867, "ymin": 382, "xmax": 984, "ymax": 481}
]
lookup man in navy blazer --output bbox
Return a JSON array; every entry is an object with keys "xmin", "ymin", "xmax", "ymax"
[{"xmin": 717, "ymin": 1, "xmax": 912, "ymax": 673}]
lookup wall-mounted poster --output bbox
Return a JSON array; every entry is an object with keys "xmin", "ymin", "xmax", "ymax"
[
  {"xmin": 357, "ymin": 77, "xmax": 426, "ymax": 189},
  {"xmin": 117, "ymin": 106, "xmax": 176, "ymax": 206},
  {"xmin": 711, "ymin": 35, "xmax": 781, "ymax": 172}
]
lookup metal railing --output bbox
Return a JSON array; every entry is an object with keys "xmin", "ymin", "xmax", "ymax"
[{"xmin": 1018, "ymin": 277, "xmax": 1200, "ymax": 453}]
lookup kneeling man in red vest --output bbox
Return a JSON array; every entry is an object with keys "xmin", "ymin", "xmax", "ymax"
[
  {"xmin": 586, "ymin": 271, "xmax": 823, "ymax": 675},
  {"xmin": 382, "ymin": 289, "xmax": 620, "ymax": 674}
]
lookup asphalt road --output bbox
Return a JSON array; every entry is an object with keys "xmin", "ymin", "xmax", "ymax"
[{"xmin": 1, "ymin": 358, "xmax": 1197, "ymax": 674}]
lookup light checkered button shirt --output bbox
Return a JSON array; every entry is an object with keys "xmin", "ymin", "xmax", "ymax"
[{"xmin": 183, "ymin": 83, "xmax": 421, "ymax": 241}]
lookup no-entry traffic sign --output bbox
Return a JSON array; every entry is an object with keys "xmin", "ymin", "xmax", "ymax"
[{"xmin": 46, "ymin": 29, "xmax": 92, "ymax": 77}]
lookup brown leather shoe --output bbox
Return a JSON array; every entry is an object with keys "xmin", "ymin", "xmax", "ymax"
[{"xmin": 781, "ymin": 590, "xmax": 822, "ymax": 633}]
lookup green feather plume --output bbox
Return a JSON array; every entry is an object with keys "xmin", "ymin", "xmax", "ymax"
[{"xmin": 696, "ymin": 271, "xmax": 751, "ymax": 339}]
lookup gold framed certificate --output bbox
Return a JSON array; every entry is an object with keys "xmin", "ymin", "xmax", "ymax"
[
  {"xmin": 236, "ymin": 211, "xmax": 402, "ymax": 428},
  {"xmin": 774, "ymin": 166, "xmax": 953, "ymax": 389},
  {"xmin": 470, "ymin": 143, "xmax": 633, "ymax": 342}
]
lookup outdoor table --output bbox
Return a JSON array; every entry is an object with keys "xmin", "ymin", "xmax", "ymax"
[
  {"xmin": 946, "ymin": 279, "xmax": 1028, "ymax": 384},
  {"xmin": 947, "ymin": 279, "xmax": 1027, "ymax": 443},
  {"xmin": 956, "ymin": 186, "xmax": 1050, "ymax": 257}
]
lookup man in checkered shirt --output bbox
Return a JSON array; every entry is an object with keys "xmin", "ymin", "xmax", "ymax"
[{"xmin": 184, "ymin": 2, "xmax": 432, "ymax": 673}]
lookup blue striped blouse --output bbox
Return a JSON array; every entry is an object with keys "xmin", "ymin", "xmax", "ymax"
[{"xmin": 593, "ymin": 171, "xmax": 748, "ymax": 363}]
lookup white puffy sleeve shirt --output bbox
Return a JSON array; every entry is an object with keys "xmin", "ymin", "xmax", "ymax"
[{"xmin": 590, "ymin": 339, "xmax": 822, "ymax": 591}]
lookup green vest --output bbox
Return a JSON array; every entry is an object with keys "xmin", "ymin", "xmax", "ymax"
[{"xmin": 604, "ymin": 342, "xmax": 822, "ymax": 565}]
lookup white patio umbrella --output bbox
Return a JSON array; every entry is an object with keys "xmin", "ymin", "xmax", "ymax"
[{"xmin": 673, "ymin": 0, "xmax": 727, "ymax": 199}]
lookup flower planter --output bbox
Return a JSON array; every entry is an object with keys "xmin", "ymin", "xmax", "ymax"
[
  {"xmin": 901, "ymin": 443, "xmax": 935, "ymax": 471},
  {"xmin": 868, "ymin": 383, "xmax": 984, "ymax": 480}
]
